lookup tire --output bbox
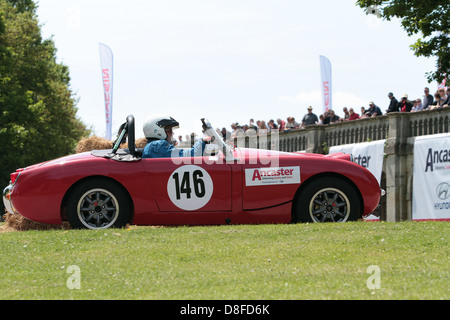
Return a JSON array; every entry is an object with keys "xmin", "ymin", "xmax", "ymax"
[
  {"xmin": 295, "ymin": 176, "xmax": 361, "ymax": 223},
  {"xmin": 67, "ymin": 178, "xmax": 131, "ymax": 229}
]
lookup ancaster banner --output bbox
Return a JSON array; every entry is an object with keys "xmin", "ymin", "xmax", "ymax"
[
  {"xmin": 330, "ymin": 140, "xmax": 385, "ymax": 220},
  {"xmin": 412, "ymin": 133, "xmax": 450, "ymax": 221},
  {"xmin": 99, "ymin": 43, "xmax": 113, "ymax": 140},
  {"xmin": 329, "ymin": 140, "xmax": 385, "ymax": 184}
]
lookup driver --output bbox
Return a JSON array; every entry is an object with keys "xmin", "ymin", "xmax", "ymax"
[{"xmin": 142, "ymin": 115, "xmax": 207, "ymax": 159}]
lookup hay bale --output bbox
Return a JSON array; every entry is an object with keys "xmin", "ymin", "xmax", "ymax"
[
  {"xmin": 135, "ymin": 137, "xmax": 147, "ymax": 148},
  {"xmin": 2, "ymin": 213, "xmax": 70, "ymax": 231},
  {"xmin": 76, "ymin": 136, "xmax": 148, "ymax": 153},
  {"xmin": 76, "ymin": 136, "xmax": 113, "ymax": 153}
]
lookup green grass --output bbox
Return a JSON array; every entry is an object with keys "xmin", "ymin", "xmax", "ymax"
[{"xmin": 0, "ymin": 221, "xmax": 448, "ymax": 300}]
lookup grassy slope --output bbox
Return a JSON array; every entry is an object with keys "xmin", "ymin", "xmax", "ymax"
[{"xmin": 0, "ymin": 221, "xmax": 448, "ymax": 300}]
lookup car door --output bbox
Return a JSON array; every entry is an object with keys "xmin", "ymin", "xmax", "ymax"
[{"xmin": 142, "ymin": 156, "xmax": 232, "ymax": 212}]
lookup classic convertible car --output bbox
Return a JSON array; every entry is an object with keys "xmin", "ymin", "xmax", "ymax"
[{"xmin": 3, "ymin": 115, "xmax": 382, "ymax": 229}]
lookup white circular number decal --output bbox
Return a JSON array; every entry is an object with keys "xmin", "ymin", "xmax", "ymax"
[{"xmin": 167, "ymin": 165, "xmax": 213, "ymax": 211}]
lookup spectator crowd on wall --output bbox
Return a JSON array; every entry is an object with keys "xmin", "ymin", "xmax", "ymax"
[
  {"xmin": 222, "ymin": 86, "xmax": 450, "ymax": 140},
  {"xmin": 177, "ymin": 86, "xmax": 449, "ymax": 145}
]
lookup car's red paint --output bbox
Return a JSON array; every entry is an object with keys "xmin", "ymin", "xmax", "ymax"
[{"xmin": 7, "ymin": 146, "xmax": 381, "ymax": 227}]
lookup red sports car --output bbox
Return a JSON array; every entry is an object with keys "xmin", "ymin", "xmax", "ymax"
[{"xmin": 3, "ymin": 116, "xmax": 382, "ymax": 229}]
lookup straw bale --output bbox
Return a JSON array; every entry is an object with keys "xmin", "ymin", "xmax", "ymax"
[
  {"xmin": 2, "ymin": 212, "xmax": 70, "ymax": 231},
  {"xmin": 75, "ymin": 136, "xmax": 148, "ymax": 153},
  {"xmin": 75, "ymin": 136, "xmax": 113, "ymax": 153},
  {"xmin": 135, "ymin": 138, "xmax": 147, "ymax": 148}
]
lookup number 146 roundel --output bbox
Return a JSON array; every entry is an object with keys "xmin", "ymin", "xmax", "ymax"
[{"xmin": 3, "ymin": 116, "xmax": 383, "ymax": 229}]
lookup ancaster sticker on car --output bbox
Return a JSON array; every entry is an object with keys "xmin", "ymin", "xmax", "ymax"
[
  {"xmin": 245, "ymin": 166, "xmax": 301, "ymax": 187},
  {"xmin": 167, "ymin": 165, "xmax": 214, "ymax": 211}
]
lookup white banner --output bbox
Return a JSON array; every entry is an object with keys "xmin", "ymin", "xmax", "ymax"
[
  {"xmin": 99, "ymin": 43, "xmax": 113, "ymax": 140},
  {"xmin": 329, "ymin": 140, "xmax": 385, "ymax": 184},
  {"xmin": 330, "ymin": 140, "xmax": 385, "ymax": 221},
  {"xmin": 319, "ymin": 55, "xmax": 332, "ymax": 113},
  {"xmin": 412, "ymin": 133, "xmax": 450, "ymax": 221}
]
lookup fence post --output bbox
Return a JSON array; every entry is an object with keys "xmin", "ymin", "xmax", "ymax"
[
  {"xmin": 384, "ymin": 113, "xmax": 414, "ymax": 221},
  {"xmin": 305, "ymin": 126, "xmax": 323, "ymax": 154}
]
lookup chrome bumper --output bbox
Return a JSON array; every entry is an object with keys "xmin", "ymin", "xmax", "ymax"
[{"xmin": 3, "ymin": 184, "xmax": 17, "ymax": 215}]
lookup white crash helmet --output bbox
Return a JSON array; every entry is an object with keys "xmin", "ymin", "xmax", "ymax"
[{"xmin": 143, "ymin": 114, "xmax": 180, "ymax": 140}]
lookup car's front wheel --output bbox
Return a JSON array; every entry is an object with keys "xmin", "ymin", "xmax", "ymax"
[
  {"xmin": 294, "ymin": 176, "xmax": 361, "ymax": 223},
  {"xmin": 67, "ymin": 178, "xmax": 131, "ymax": 229}
]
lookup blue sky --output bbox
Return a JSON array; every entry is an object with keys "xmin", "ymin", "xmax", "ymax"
[{"xmin": 36, "ymin": 0, "xmax": 437, "ymax": 139}]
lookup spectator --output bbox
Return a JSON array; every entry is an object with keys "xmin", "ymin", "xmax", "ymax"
[
  {"xmin": 258, "ymin": 120, "xmax": 268, "ymax": 135},
  {"xmin": 398, "ymin": 94, "xmax": 413, "ymax": 112},
  {"xmin": 231, "ymin": 123, "xmax": 244, "ymax": 139},
  {"xmin": 366, "ymin": 102, "xmax": 382, "ymax": 117},
  {"xmin": 277, "ymin": 118, "xmax": 286, "ymax": 132},
  {"xmin": 286, "ymin": 117, "xmax": 300, "ymax": 130},
  {"xmin": 342, "ymin": 107, "xmax": 350, "ymax": 120},
  {"xmin": 322, "ymin": 109, "xmax": 331, "ymax": 125},
  {"xmin": 423, "ymin": 87, "xmax": 434, "ymax": 110},
  {"xmin": 443, "ymin": 87, "xmax": 450, "ymax": 106},
  {"xmin": 386, "ymin": 92, "xmax": 399, "ymax": 113},
  {"xmin": 430, "ymin": 92, "xmax": 445, "ymax": 109},
  {"xmin": 302, "ymin": 106, "xmax": 319, "ymax": 126},
  {"xmin": 360, "ymin": 106, "xmax": 369, "ymax": 118},
  {"xmin": 412, "ymin": 98, "xmax": 424, "ymax": 112},
  {"xmin": 328, "ymin": 110, "xmax": 340, "ymax": 124},
  {"xmin": 221, "ymin": 127, "xmax": 231, "ymax": 141},
  {"xmin": 347, "ymin": 108, "xmax": 360, "ymax": 120},
  {"xmin": 230, "ymin": 122, "xmax": 237, "ymax": 136},
  {"xmin": 267, "ymin": 119, "xmax": 278, "ymax": 132},
  {"xmin": 247, "ymin": 119, "xmax": 258, "ymax": 134},
  {"xmin": 438, "ymin": 87, "xmax": 447, "ymax": 101},
  {"xmin": 318, "ymin": 114, "xmax": 324, "ymax": 125}
]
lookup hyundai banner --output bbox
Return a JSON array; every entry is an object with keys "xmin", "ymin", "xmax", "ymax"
[
  {"xmin": 330, "ymin": 140, "xmax": 385, "ymax": 220},
  {"xmin": 412, "ymin": 133, "xmax": 450, "ymax": 221},
  {"xmin": 319, "ymin": 55, "xmax": 332, "ymax": 113},
  {"xmin": 99, "ymin": 43, "xmax": 113, "ymax": 140}
]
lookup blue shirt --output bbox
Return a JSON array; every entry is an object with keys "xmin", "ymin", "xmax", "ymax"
[{"xmin": 142, "ymin": 139, "xmax": 206, "ymax": 159}]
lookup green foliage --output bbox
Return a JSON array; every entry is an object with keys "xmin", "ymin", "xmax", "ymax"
[
  {"xmin": 6, "ymin": 0, "xmax": 36, "ymax": 13},
  {"xmin": 321, "ymin": 141, "xmax": 329, "ymax": 154},
  {"xmin": 0, "ymin": 0, "xmax": 89, "ymax": 190},
  {"xmin": 356, "ymin": 0, "xmax": 450, "ymax": 83}
]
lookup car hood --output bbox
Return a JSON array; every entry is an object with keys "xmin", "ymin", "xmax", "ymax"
[{"xmin": 24, "ymin": 152, "xmax": 94, "ymax": 170}]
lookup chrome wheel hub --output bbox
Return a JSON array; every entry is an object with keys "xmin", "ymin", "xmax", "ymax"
[
  {"xmin": 77, "ymin": 188, "xmax": 119, "ymax": 229},
  {"xmin": 309, "ymin": 187, "xmax": 351, "ymax": 222}
]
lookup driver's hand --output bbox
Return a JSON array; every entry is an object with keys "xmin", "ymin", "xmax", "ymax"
[{"xmin": 202, "ymin": 136, "xmax": 213, "ymax": 144}]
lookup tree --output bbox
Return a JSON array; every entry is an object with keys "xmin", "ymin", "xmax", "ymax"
[
  {"xmin": 0, "ymin": 0, "xmax": 89, "ymax": 193},
  {"xmin": 356, "ymin": 0, "xmax": 449, "ymax": 83}
]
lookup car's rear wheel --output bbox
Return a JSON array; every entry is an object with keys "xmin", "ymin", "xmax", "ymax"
[
  {"xmin": 294, "ymin": 176, "xmax": 361, "ymax": 223},
  {"xmin": 67, "ymin": 178, "xmax": 131, "ymax": 229}
]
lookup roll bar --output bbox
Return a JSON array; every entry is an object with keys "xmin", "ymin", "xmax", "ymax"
[{"xmin": 112, "ymin": 114, "xmax": 136, "ymax": 156}]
